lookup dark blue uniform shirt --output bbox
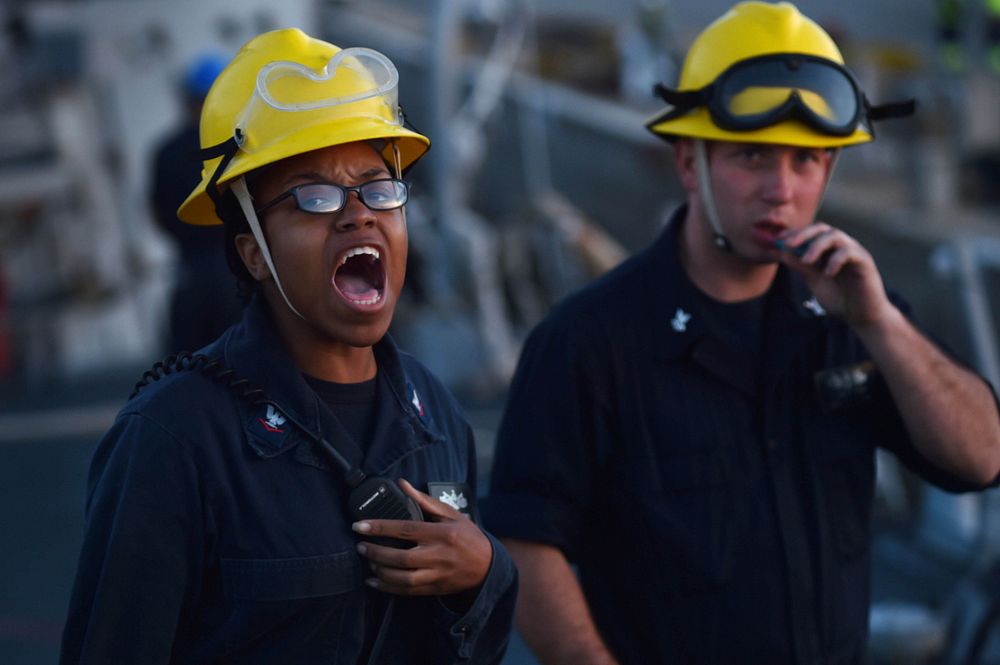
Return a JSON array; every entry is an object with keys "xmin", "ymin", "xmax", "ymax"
[
  {"xmin": 482, "ymin": 208, "xmax": 997, "ymax": 665},
  {"xmin": 61, "ymin": 297, "xmax": 517, "ymax": 664}
]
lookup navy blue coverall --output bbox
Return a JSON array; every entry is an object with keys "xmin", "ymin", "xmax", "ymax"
[
  {"xmin": 61, "ymin": 296, "xmax": 517, "ymax": 664},
  {"xmin": 483, "ymin": 208, "xmax": 998, "ymax": 665}
]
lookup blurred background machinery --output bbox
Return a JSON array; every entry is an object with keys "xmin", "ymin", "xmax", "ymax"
[{"xmin": 1, "ymin": 1, "xmax": 1000, "ymax": 663}]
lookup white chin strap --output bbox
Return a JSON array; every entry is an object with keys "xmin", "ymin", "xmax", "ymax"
[
  {"xmin": 391, "ymin": 140, "xmax": 407, "ymax": 227},
  {"xmin": 694, "ymin": 139, "xmax": 729, "ymax": 250},
  {"xmin": 822, "ymin": 148, "xmax": 841, "ymax": 195},
  {"xmin": 231, "ymin": 177, "xmax": 306, "ymax": 320},
  {"xmin": 694, "ymin": 139, "xmax": 842, "ymax": 253}
]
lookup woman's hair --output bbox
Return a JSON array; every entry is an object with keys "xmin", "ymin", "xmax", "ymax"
[{"xmin": 216, "ymin": 185, "xmax": 260, "ymax": 303}]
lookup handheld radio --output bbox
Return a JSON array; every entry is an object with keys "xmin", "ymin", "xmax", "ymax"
[{"xmin": 294, "ymin": 413, "xmax": 424, "ymax": 548}]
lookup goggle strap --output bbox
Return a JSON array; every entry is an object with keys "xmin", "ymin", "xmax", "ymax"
[
  {"xmin": 866, "ymin": 98, "xmax": 916, "ymax": 121},
  {"xmin": 200, "ymin": 136, "xmax": 241, "ymax": 215},
  {"xmin": 399, "ymin": 105, "xmax": 423, "ymax": 137},
  {"xmin": 397, "ymin": 106, "xmax": 427, "ymax": 177},
  {"xmin": 652, "ymin": 83, "xmax": 707, "ymax": 117},
  {"xmin": 653, "ymin": 83, "xmax": 703, "ymax": 106},
  {"xmin": 231, "ymin": 177, "xmax": 307, "ymax": 321},
  {"xmin": 200, "ymin": 135, "xmax": 240, "ymax": 159}
]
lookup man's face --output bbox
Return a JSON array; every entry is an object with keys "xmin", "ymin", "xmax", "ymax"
[
  {"xmin": 244, "ymin": 141, "xmax": 408, "ymax": 349},
  {"xmin": 691, "ymin": 140, "xmax": 833, "ymax": 263}
]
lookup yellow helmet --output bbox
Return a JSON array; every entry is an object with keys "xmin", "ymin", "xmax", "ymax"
[
  {"xmin": 646, "ymin": 1, "xmax": 912, "ymax": 148},
  {"xmin": 178, "ymin": 28, "xmax": 430, "ymax": 226}
]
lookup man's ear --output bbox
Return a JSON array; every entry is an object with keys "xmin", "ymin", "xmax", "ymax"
[
  {"xmin": 234, "ymin": 233, "xmax": 270, "ymax": 282},
  {"xmin": 673, "ymin": 139, "xmax": 699, "ymax": 194}
]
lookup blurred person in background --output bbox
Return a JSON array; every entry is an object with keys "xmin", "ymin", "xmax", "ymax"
[
  {"xmin": 62, "ymin": 28, "xmax": 516, "ymax": 664},
  {"xmin": 483, "ymin": 2, "xmax": 1000, "ymax": 664},
  {"xmin": 150, "ymin": 52, "xmax": 243, "ymax": 355}
]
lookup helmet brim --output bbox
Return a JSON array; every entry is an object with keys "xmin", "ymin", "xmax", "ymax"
[
  {"xmin": 646, "ymin": 107, "xmax": 872, "ymax": 149},
  {"xmin": 178, "ymin": 124, "xmax": 429, "ymax": 226}
]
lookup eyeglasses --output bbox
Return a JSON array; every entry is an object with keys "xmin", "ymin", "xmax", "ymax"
[
  {"xmin": 254, "ymin": 178, "xmax": 409, "ymax": 215},
  {"xmin": 654, "ymin": 54, "xmax": 894, "ymax": 137}
]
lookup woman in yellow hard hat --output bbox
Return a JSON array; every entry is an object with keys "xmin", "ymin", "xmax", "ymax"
[
  {"xmin": 61, "ymin": 28, "xmax": 517, "ymax": 665},
  {"xmin": 482, "ymin": 3, "xmax": 1000, "ymax": 665}
]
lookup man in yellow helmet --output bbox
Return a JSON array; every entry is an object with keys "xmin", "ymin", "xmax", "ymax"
[
  {"xmin": 61, "ymin": 29, "xmax": 516, "ymax": 664},
  {"xmin": 483, "ymin": 2, "xmax": 1000, "ymax": 663}
]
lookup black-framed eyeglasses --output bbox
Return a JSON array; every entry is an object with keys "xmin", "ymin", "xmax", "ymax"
[
  {"xmin": 650, "ymin": 53, "xmax": 914, "ymax": 137},
  {"xmin": 254, "ymin": 178, "xmax": 410, "ymax": 216}
]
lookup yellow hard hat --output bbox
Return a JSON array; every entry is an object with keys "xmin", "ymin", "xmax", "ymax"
[
  {"xmin": 646, "ymin": 1, "xmax": 911, "ymax": 148},
  {"xmin": 178, "ymin": 28, "xmax": 430, "ymax": 226}
]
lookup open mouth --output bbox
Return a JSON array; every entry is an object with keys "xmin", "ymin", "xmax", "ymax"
[{"xmin": 333, "ymin": 246, "xmax": 385, "ymax": 306}]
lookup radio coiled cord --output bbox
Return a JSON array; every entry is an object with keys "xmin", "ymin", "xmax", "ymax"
[{"xmin": 130, "ymin": 351, "xmax": 266, "ymax": 406}]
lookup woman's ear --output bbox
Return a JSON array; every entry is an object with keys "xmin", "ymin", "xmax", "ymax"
[{"xmin": 234, "ymin": 233, "xmax": 270, "ymax": 282}]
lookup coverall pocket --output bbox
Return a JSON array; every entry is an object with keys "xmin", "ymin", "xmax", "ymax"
[
  {"xmin": 221, "ymin": 551, "xmax": 363, "ymax": 601},
  {"xmin": 623, "ymin": 451, "xmax": 743, "ymax": 590},
  {"xmin": 217, "ymin": 551, "xmax": 364, "ymax": 660}
]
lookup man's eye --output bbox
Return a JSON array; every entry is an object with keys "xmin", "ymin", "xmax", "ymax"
[{"xmin": 796, "ymin": 150, "xmax": 827, "ymax": 166}]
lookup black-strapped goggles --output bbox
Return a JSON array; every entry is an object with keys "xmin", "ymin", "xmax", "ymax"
[
  {"xmin": 652, "ymin": 53, "xmax": 914, "ymax": 137},
  {"xmin": 254, "ymin": 178, "xmax": 409, "ymax": 216}
]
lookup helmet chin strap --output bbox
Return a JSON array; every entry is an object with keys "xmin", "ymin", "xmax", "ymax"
[
  {"xmin": 391, "ymin": 140, "xmax": 407, "ymax": 228},
  {"xmin": 694, "ymin": 139, "xmax": 842, "ymax": 253},
  {"xmin": 820, "ymin": 147, "xmax": 841, "ymax": 200},
  {"xmin": 694, "ymin": 139, "xmax": 731, "ymax": 251},
  {"xmin": 231, "ymin": 176, "xmax": 306, "ymax": 320}
]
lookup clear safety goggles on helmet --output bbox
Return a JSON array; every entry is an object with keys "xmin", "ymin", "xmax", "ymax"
[
  {"xmin": 234, "ymin": 47, "xmax": 403, "ymax": 154},
  {"xmin": 652, "ymin": 53, "xmax": 914, "ymax": 137},
  {"xmin": 199, "ymin": 45, "xmax": 423, "ymax": 216},
  {"xmin": 254, "ymin": 178, "xmax": 409, "ymax": 216}
]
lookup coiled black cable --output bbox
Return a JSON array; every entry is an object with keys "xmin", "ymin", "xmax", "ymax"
[
  {"xmin": 130, "ymin": 351, "xmax": 265, "ymax": 406},
  {"xmin": 128, "ymin": 351, "xmax": 360, "ymax": 484}
]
